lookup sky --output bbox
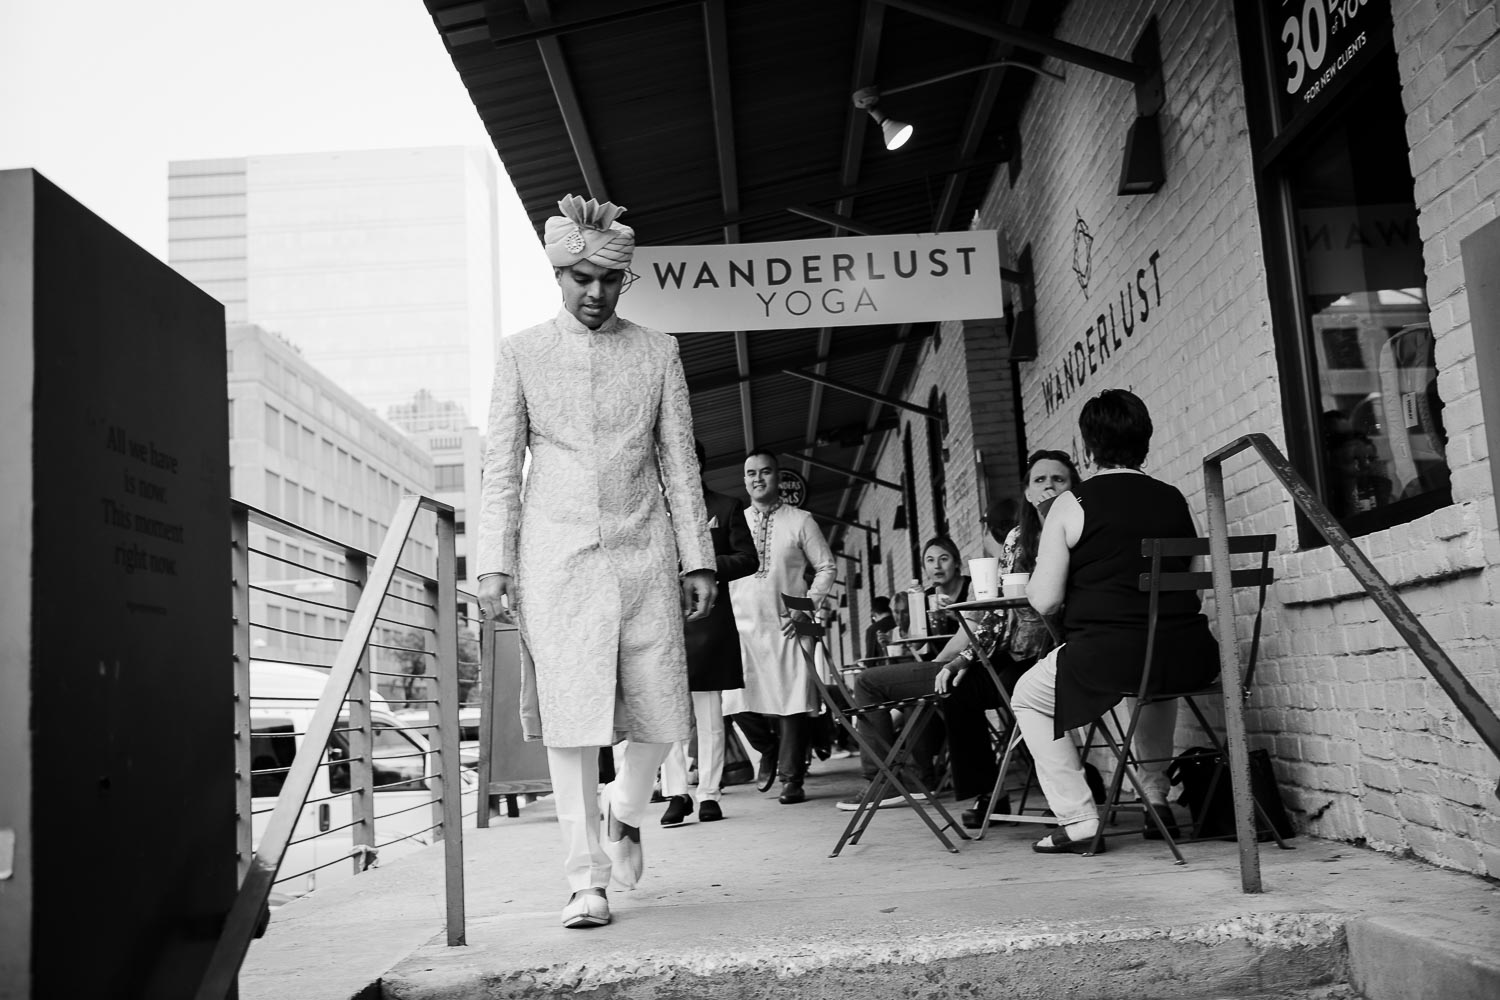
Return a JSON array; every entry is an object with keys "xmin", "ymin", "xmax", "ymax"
[{"xmin": 0, "ymin": 0, "xmax": 559, "ymax": 415}]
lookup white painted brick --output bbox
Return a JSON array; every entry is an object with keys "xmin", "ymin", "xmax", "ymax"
[{"xmin": 844, "ymin": 0, "xmax": 1500, "ymax": 878}]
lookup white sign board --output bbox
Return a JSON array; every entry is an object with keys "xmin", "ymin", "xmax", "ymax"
[{"xmin": 625, "ymin": 231, "xmax": 1005, "ymax": 332}]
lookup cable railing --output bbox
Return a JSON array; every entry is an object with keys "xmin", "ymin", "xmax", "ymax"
[
  {"xmin": 1202, "ymin": 433, "xmax": 1500, "ymax": 894},
  {"xmin": 199, "ymin": 496, "xmax": 476, "ymax": 999}
]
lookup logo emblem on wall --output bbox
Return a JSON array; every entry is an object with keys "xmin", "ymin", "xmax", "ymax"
[
  {"xmin": 779, "ymin": 469, "xmax": 807, "ymax": 508},
  {"xmin": 1072, "ymin": 211, "xmax": 1094, "ymax": 297}
]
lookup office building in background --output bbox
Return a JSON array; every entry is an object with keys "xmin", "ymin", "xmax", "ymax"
[{"xmin": 168, "ymin": 146, "xmax": 503, "ymax": 428}]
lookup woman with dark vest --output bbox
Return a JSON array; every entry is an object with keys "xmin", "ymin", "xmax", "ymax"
[{"xmin": 1016, "ymin": 389, "xmax": 1219, "ymax": 854}]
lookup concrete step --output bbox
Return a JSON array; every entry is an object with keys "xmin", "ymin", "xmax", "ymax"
[
  {"xmin": 240, "ymin": 756, "xmax": 1500, "ymax": 1000},
  {"xmin": 1347, "ymin": 912, "xmax": 1500, "ymax": 1000},
  {"xmin": 380, "ymin": 909, "xmax": 1352, "ymax": 1000}
]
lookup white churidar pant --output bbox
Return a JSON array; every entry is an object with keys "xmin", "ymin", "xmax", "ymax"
[
  {"xmin": 660, "ymin": 691, "xmax": 725, "ymax": 802},
  {"xmin": 546, "ymin": 740, "xmax": 670, "ymax": 892}
]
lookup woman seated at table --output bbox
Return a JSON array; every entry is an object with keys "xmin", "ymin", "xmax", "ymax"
[
  {"xmin": 930, "ymin": 449, "xmax": 1080, "ymax": 827},
  {"xmin": 835, "ymin": 535, "xmax": 968, "ymax": 809},
  {"xmin": 1016, "ymin": 389, "xmax": 1219, "ymax": 854}
]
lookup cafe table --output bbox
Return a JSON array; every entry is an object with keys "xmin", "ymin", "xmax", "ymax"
[{"xmin": 941, "ymin": 595, "xmax": 1061, "ymax": 835}]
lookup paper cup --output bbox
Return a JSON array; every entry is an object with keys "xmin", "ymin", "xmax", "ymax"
[
  {"xmin": 1002, "ymin": 572, "xmax": 1030, "ymax": 598},
  {"xmin": 969, "ymin": 557, "xmax": 1000, "ymax": 600}
]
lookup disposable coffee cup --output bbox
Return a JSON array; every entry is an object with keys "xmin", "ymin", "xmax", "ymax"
[
  {"xmin": 969, "ymin": 557, "xmax": 1000, "ymax": 600},
  {"xmin": 1002, "ymin": 572, "xmax": 1030, "ymax": 598}
]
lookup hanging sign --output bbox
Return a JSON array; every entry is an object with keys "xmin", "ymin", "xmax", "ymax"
[
  {"xmin": 624, "ymin": 231, "xmax": 1005, "ymax": 332},
  {"xmin": 779, "ymin": 470, "xmax": 807, "ymax": 508}
]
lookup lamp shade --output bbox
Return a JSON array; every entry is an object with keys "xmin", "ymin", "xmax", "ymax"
[
  {"xmin": 892, "ymin": 504, "xmax": 908, "ymax": 531},
  {"xmin": 881, "ymin": 116, "xmax": 913, "ymax": 150}
]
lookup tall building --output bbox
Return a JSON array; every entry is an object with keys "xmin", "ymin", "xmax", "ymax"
[
  {"xmin": 168, "ymin": 146, "xmax": 503, "ymax": 428},
  {"xmin": 228, "ymin": 323, "xmax": 436, "ymax": 688}
]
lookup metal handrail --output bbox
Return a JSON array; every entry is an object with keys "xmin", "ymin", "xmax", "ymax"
[
  {"xmin": 1203, "ymin": 433, "xmax": 1500, "ymax": 894},
  {"xmin": 200, "ymin": 495, "xmax": 466, "ymax": 999}
]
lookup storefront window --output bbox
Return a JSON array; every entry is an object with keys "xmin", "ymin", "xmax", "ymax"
[
  {"xmin": 1236, "ymin": 3, "xmax": 1451, "ymax": 538},
  {"xmin": 1286, "ymin": 78, "xmax": 1450, "ymax": 528}
]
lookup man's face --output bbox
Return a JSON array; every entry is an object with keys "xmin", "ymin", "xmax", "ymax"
[
  {"xmin": 556, "ymin": 259, "xmax": 625, "ymax": 329},
  {"xmin": 743, "ymin": 454, "xmax": 778, "ymax": 504}
]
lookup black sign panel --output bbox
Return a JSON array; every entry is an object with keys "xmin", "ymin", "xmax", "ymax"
[{"xmin": 1272, "ymin": 0, "xmax": 1393, "ymax": 131}]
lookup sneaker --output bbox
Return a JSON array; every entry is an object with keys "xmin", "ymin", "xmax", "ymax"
[
  {"xmin": 660, "ymin": 794, "xmax": 693, "ymax": 826},
  {"xmin": 835, "ymin": 786, "xmax": 921, "ymax": 811}
]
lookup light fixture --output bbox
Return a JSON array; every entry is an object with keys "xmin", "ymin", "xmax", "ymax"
[
  {"xmin": 892, "ymin": 504, "xmax": 908, "ymax": 531},
  {"xmin": 1117, "ymin": 113, "xmax": 1164, "ymax": 195},
  {"xmin": 854, "ymin": 9, "xmax": 1166, "ymax": 195},
  {"xmin": 851, "ymin": 88, "xmax": 913, "ymax": 150},
  {"xmin": 852, "ymin": 60, "xmax": 1065, "ymax": 153}
]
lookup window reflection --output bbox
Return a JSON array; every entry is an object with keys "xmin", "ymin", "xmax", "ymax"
[{"xmin": 1287, "ymin": 65, "xmax": 1451, "ymax": 531}]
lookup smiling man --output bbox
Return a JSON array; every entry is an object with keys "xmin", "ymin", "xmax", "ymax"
[
  {"xmin": 478, "ymin": 195, "xmax": 716, "ymax": 930},
  {"xmin": 723, "ymin": 449, "xmax": 836, "ymax": 805}
]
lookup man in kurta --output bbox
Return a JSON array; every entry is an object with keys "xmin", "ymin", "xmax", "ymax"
[
  {"xmin": 724, "ymin": 449, "xmax": 837, "ymax": 804},
  {"xmin": 477, "ymin": 195, "xmax": 716, "ymax": 930}
]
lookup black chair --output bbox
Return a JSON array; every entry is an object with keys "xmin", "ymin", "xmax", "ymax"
[
  {"xmin": 1082, "ymin": 534, "xmax": 1292, "ymax": 860},
  {"xmin": 780, "ymin": 594, "xmax": 969, "ymax": 856}
]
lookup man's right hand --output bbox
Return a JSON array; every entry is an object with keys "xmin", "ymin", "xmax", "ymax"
[{"xmin": 478, "ymin": 573, "xmax": 516, "ymax": 623}]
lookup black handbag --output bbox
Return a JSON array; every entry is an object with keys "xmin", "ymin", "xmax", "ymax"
[{"xmin": 1167, "ymin": 745, "xmax": 1295, "ymax": 841}]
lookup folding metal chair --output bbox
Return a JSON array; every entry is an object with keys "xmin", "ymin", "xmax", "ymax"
[
  {"xmin": 1082, "ymin": 534, "xmax": 1293, "ymax": 860},
  {"xmin": 780, "ymin": 594, "xmax": 969, "ymax": 856}
]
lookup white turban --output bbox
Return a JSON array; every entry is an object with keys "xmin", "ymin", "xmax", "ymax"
[{"xmin": 543, "ymin": 195, "xmax": 635, "ymax": 269}]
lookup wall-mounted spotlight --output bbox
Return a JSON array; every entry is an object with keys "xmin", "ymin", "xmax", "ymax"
[
  {"xmin": 852, "ymin": 59, "xmax": 1065, "ymax": 153},
  {"xmin": 851, "ymin": 87, "xmax": 913, "ymax": 150},
  {"xmin": 859, "ymin": 5, "xmax": 1167, "ymax": 196}
]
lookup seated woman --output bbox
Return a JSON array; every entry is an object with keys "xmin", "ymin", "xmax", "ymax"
[
  {"xmin": 931, "ymin": 450, "xmax": 1080, "ymax": 827},
  {"xmin": 835, "ymin": 535, "xmax": 968, "ymax": 809},
  {"xmin": 1016, "ymin": 389, "xmax": 1219, "ymax": 854}
]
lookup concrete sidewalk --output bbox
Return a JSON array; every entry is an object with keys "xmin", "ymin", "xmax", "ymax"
[{"xmin": 240, "ymin": 755, "xmax": 1499, "ymax": 999}]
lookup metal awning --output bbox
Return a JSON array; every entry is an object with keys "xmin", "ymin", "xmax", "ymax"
[{"xmin": 423, "ymin": 0, "xmax": 1067, "ymax": 546}]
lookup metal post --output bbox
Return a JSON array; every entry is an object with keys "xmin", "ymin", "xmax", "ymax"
[
  {"xmin": 230, "ymin": 505, "xmax": 253, "ymax": 886},
  {"xmin": 346, "ymin": 549, "xmax": 375, "ymax": 875},
  {"xmin": 476, "ymin": 621, "xmax": 496, "ymax": 828},
  {"xmin": 197, "ymin": 497, "xmax": 423, "ymax": 1000},
  {"xmin": 1203, "ymin": 455, "xmax": 1263, "ymax": 893},
  {"xmin": 431, "ymin": 505, "xmax": 467, "ymax": 946}
]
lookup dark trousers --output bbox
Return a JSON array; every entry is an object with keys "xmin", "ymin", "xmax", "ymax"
[
  {"xmin": 853, "ymin": 655, "xmax": 1023, "ymax": 801},
  {"xmin": 733, "ymin": 711, "xmax": 811, "ymax": 785},
  {"xmin": 851, "ymin": 661, "xmax": 944, "ymax": 789}
]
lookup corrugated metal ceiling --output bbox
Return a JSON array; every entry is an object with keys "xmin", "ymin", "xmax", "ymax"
[{"xmin": 423, "ymin": 0, "xmax": 1067, "ymax": 547}]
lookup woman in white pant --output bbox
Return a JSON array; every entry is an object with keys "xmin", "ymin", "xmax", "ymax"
[{"xmin": 1016, "ymin": 389, "xmax": 1219, "ymax": 854}]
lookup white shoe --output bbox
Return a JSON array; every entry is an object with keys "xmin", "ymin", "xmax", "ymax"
[
  {"xmin": 835, "ymin": 790, "xmax": 923, "ymax": 811},
  {"xmin": 561, "ymin": 889, "xmax": 610, "ymax": 928},
  {"xmin": 604, "ymin": 801, "xmax": 644, "ymax": 890}
]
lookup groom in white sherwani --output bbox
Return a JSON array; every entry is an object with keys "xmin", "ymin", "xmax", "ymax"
[{"xmin": 477, "ymin": 196, "xmax": 716, "ymax": 929}]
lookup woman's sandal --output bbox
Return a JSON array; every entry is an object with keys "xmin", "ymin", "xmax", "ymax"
[{"xmin": 1032, "ymin": 824, "xmax": 1108, "ymax": 855}]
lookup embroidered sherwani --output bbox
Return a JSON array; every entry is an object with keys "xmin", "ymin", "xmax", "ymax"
[
  {"xmin": 478, "ymin": 309, "xmax": 713, "ymax": 747},
  {"xmin": 726, "ymin": 505, "xmax": 836, "ymax": 716}
]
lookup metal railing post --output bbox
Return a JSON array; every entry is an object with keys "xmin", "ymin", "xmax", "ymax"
[
  {"xmin": 431, "ymin": 505, "xmax": 467, "ymax": 946},
  {"xmin": 1203, "ymin": 453, "xmax": 1263, "ymax": 894},
  {"xmin": 1209, "ymin": 433, "xmax": 1500, "ymax": 795},
  {"xmin": 197, "ymin": 497, "xmax": 424, "ymax": 1000},
  {"xmin": 230, "ymin": 504, "xmax": 253, "ymax": 886},
  {"xmin": 346, "ymin": 549, "xmax": 376, "ymax": 875},
  {"xmin": 476, "ymin": 621, "xmax": 495, "ymax": 829}
]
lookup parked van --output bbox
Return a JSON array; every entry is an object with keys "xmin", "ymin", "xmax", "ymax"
[{"xmin": 249, "ymin": 660, "xmax": 474, "ymax": 898}]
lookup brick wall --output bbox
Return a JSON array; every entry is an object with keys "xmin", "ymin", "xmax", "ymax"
[{"xmin": 854, "ymin": 0, "xmax": 1500, "ymax": 877}]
